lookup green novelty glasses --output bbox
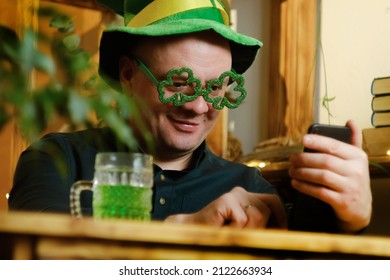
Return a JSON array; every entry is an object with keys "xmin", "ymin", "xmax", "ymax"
[{"xmin": 135, "ymin": 57, "xmax": 247, "ymax": 110}]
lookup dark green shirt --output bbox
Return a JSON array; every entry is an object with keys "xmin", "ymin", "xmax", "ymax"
[{"xmin": 9, "ymin": 127, "xmax": 277, "ymax": 220}]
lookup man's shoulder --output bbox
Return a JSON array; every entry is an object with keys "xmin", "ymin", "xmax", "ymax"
[
  {"xmin": 205, "ymin": 147, "xmax": 258, "ymax": 172},
  {"xmin": 31, "ymin": 127, "xmax": 115, "ymax": 151},
  {"xmin": 42, "ymin": 127, "xmax": 111, "ymax": 141}
]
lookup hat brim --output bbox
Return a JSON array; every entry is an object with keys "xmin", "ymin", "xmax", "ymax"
[{"xmin": 98, "ymin": 19, "xmax": 262, "ymax": 91}]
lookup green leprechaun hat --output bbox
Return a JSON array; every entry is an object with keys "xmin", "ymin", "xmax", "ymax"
[{"xmin": 97, "ymin": 0, "xmax": 263, "ymax": 89}]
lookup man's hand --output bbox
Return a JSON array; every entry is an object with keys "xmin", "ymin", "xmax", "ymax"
[
  {"xmin": 289, "ymin": 120, "xmax": 372, "ymax": 233},
  {"xmin": 165, "ymin": 186, "xmax": 288, "ymax": 229}
]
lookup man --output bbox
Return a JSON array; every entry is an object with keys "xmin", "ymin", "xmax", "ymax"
[{"xmin": 9, "ymin": 0, "xmax": 371, "ymax": 233}]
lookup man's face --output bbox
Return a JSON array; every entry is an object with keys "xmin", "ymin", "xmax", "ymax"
[{"xmin": 119, "ymin": 32, "xmax": 232, "ymax": 160}]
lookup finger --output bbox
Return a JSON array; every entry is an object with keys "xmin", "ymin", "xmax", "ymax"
[
  {"xmin": 227, "ymin": 207, "xmax": 250, "ymax": 228},
  {"xmin": 252, "ymin": 194, "xmax": 288, "ymax": 229},
  {"xmin": 302, "ymin": 133, "xmax": 360, "ymax": 160},
  {"xmin": 289, "ymin": 152, "xmax": 350, "ymax": 177},
  {"xmin": 346, "ymin": 119, "xmax": 362, "ymax": 148},
  {"xmin": 289, "ymin": 164, "xmax": 349, "ymax": 192},
  {"xmin": 217, "ymin": 191, "xmax": 250, "ymax": 228},
  {"xmin": 227, "ymin": 188, "xmax": 288, "ymax": 229},
  {"xmin": 290, "ymin": 178, "xmax": 343, "ymax": 206},
  {"xmin": 243, "ymin": 202, "xmax": 269, "ymax": 228},
  {"xmin": 227, "ymin": 188, "xmax": 274, "ymax": 228}
]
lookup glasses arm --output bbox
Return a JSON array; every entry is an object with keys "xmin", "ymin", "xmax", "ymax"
[{"xmin": 134, "ymin": 57, "xmax": 160, "ymax": 86}]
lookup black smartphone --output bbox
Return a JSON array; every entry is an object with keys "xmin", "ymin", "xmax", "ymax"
[
  {"xmin": 304, "ymin": 123, "xmax": 351, "ymax": 152},
  {"xmin": 292, "ymin": 123, "xmax": 352, "ymax": 231}
]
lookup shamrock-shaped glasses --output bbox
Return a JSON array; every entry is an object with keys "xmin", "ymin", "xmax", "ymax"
[{"xmin": 134, "ymin": 57, "xmax": 247, "ymax": 110}]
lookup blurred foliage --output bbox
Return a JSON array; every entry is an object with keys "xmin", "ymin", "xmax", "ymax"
[{"xmin": 0, "ymin": 7, "xmax": 150, "ymax": 151}]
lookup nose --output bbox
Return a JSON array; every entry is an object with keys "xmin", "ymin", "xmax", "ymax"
[{"xmin": 180, "ymin": 95, "xmax": 210, "ymax": 114}]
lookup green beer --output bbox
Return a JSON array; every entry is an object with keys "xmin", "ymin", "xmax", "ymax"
[
  {"xmin": 93, "ymin": 185, "xmax": 153, "ymax": 220},
  {"xmin": 70, "ymin": 153, "xmax": 154, "ymax": 220}
]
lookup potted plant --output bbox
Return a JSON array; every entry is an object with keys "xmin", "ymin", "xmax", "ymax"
[{"xmin": 0, "ymin": 6, "xmax": 145, "ymax": 150}]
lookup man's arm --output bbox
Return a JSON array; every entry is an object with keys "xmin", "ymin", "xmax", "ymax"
[
  {"xmin": 165, "ymin": 186, "xmax": 288, "ymax": 229},
  {"xmin": 9, "ymin": 142, "xmax": 72, "ymax": 212}
]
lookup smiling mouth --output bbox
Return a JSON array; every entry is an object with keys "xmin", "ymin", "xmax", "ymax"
[
  {"xmin": 176, "ymin": 119, "xmax": 199, "ymax": 126},
  {"xmin": 168, "ymin": 116, "xmax": 201, "ymax": 132}
]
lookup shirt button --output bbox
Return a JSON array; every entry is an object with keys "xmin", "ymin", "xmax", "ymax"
[
  {"xmin": 159, "ymin": 197, "xmax": 166, "ymax": 205},
  {"xmin": 160, "ymin": 174, "xmax": 165, "ymax": 181}
]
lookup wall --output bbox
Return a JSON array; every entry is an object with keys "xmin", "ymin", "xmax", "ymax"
[
  {"xmin": 229, "ymin": 0, "xmax": 270, "ymax": 155},
  {"xmin": 316, "ymin": 0, "xmax": 390, "ymax": 127},
  {"xmin": 317, "ymin": 1, "xmax": 390, "ymax": 236},
  {"xmin": 233, "ymin": 0, "xmax": 390, "ymax": 153}
]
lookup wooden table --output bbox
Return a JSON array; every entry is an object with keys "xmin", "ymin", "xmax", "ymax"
[{"xmin": 2, "ymin": 211, "xmax": 390, "ymax": 260}]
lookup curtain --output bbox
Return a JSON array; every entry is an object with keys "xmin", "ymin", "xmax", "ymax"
[{"xmin": 268, "ymin": 0, "xmax": 317, "ymax": 140}]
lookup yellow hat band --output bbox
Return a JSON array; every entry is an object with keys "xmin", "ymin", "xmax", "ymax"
[{"xmin": 127, "ymin": 0, "xmax": 229, "ymax": 28}]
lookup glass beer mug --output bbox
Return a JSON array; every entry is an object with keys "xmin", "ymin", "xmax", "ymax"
[{"xmin": 70, "ymin": 152, "xmax": 153, "ymax": 220}]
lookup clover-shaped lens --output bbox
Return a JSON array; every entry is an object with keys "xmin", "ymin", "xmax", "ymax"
[
  {"xmin": 203, "ymin": 71, "xmax": 246, "ymax": 110},
  {"xmin": 157, "ymin": 68, "xmax": 202, "ymax": 106}
]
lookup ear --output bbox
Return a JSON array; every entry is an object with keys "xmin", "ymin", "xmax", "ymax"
[{"xmin": 119, "ymin": 56, "xmax": 135, "ymax": 86}]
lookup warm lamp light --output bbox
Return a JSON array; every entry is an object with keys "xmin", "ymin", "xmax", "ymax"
[
  {"xmin": 387, "ymin": 150, "xmax": 390, "ymax": 156},
  {"xmin": 243, "ymin": 160, "xmax": 269, "ymax": 169}
]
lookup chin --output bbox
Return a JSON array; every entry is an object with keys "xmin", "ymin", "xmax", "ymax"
[
  {"xmin": 171, "ymin": 141, "xmax": 200, "ymax": 152},
  {"xmin": 165, "ymin": 137, "xmax": 203, "ymax": 152}
]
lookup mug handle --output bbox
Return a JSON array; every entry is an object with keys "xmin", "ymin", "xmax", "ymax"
[{"xmin": 70, "ymin": 180, "xmax": 93, "ymax": 218}]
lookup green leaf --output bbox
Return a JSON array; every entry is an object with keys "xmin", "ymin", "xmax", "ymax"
[
  {"xmin": 321, "ymin": 96, "xmax": 335, "ymax": 117},
  {"xmin": 69, "ymin": 51, "xmax": 91, "ymax": 73},
  {"xmin": 322, "ymin": 96, "xmax": 336, "ymax": 102},
  {"xmin": 62, "ymin": 34, "xmax": 80, "ymax": 51},
  {"xmin": 68, "ymin": 91, "xmax": 89, "ymax": 123},
  {"xmin": 19, "ymin": 29, "xmax": 37, "ymax": 74},
  {"xmin": 32, "ymin": 50, "xmax": 55, "ymax": 74},
  {"xmin": 82, "ymin": 75, "xmax": 98, "ymax": 90},
  {"xmin": 18, "ymin": 101, "xmax": 41, "ymax": 141},
  {"xmin": 36, "ymin": 87, "xmax": 65, "ymax": 122},
  {"xmin": 49, "ymin": 14, "xmax": 74, "ymax": 33}
]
